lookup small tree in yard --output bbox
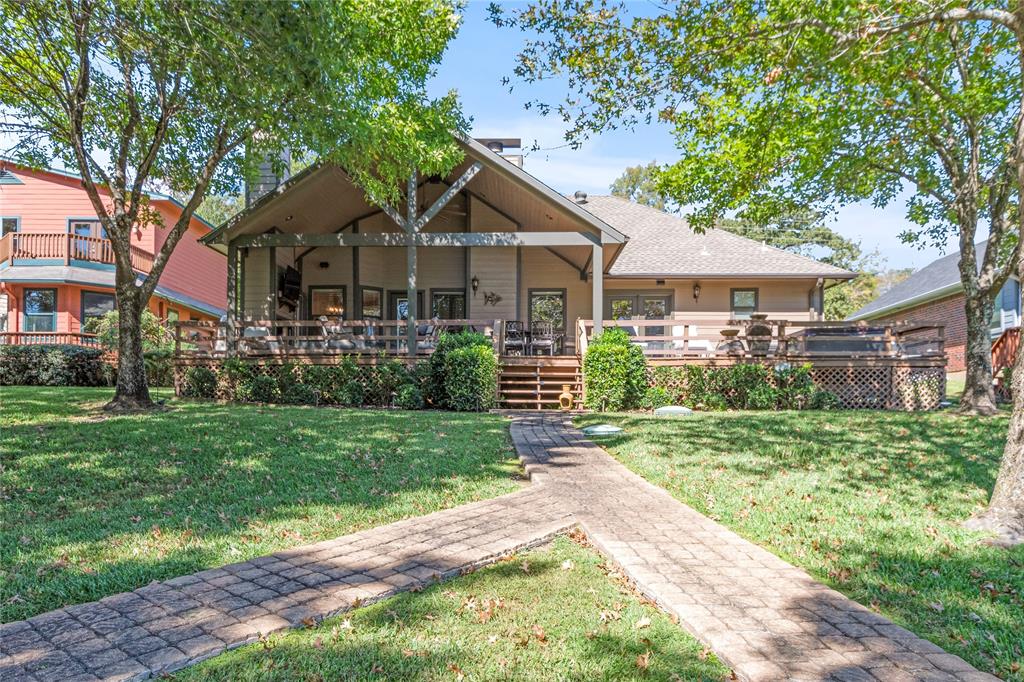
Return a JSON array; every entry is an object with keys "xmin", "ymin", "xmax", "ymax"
[
  {"xmin": 493, "ymin": 1, "xmax": 1019, "ymax": 417},
  {"xmin": 0, "ymin": 0, "xmax": 464, "ymax": 410},
  {"xmin": 494, "ymin": 2, "xmax": 1023, "ymax": 541}
]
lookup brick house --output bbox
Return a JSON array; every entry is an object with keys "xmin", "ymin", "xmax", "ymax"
[
  {"xmin": 0, "ymin": 161, "xmax": 226, "ymax": 344},
  {"xmin": 848, "ymin": 242, "xmax": 1021, "ymax": 372}
]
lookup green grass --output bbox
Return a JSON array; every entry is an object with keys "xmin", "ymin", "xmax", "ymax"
[
  {"xmin": 576, "ymin": 410, "xmax": 1023, "ymax": 680},
  {"xmin": 946, "ymin": 372, "xmax": 966, "ymax": 402},
  {"xmin": 175, "ymin": 537, "xmax": 731, "ymax": 681},
  {"xmin": 0, "ymin": 387, "xmax": 521, "ymax": 623}
]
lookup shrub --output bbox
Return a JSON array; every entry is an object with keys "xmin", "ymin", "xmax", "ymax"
[
  {"xmin": 773, "ymin": 363, "xmax": 816, "ymax": 409},
  {"xmin": 648, "ymin": 362, "xmax": 826, "ymax": 412},
  {"xmin": 428, "ymin": 332, "xmax": 498, "ymax": 410},
  {"xmin": 443, "ymin": 344, "xmax": 500, "ymax": 412},
  {"xmin": 583, "ymin": 327, "xmax": 647, "ymax": 411},
  {"xmin": 182, "ymin": 366, "xmax": 217, "ymax": 398},
  {"xmin": 395, "ymin": 383, "xmax": 425, "ymax": 410},
  {"xmin": 640, "ymin": 385, "xmax": 672, "ymax": 410},
  {"xmin": 0, "ymin": 345, "xmax": 105, "ymax": 386},
  {"xmin": 235, "ymin": 374, "xmax": 279, "ymax": 403},
  {"xmin": 143, "ymin": 349, "xmax": 174, "ymax": 387},
  {"xmin": 84, "ymin": 309, "xmax": 174, "ymax": 352},
  {"xmin": 281, "ymin": 381, "xmax": 317, "ymax": 405},
  {"xmin": 809, "ymin": 389, "xmax": 842, "ymax": 410},
  {"xmin": 299, "ymin": 361, "xmax": 359, "ymax": 405},
  {"xmin": 340, "ymin": 379, "xmax": 365, "ymax": 407},
  {"xmin": 363, "ymin": 358, "xmax": 410, "ymax": 406}
]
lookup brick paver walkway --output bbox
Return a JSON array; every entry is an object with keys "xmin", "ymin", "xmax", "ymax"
[
  {"xmin": 0, "ymin": 411, "xmax": 998, "ymax": 681},
  {"xmin": 509, "ymin": 412, "xmax": 998, "ymax": 682}
]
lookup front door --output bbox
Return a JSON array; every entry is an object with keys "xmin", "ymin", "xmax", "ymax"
[{"xmin": 388, "ymin": 290, "xmax": 425, "ymax": 321}]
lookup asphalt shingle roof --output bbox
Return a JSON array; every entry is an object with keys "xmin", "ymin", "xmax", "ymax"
[
  {"xmin": 576, "ymin": 195, "xmax": 855, "ymax": 279},
  {"xmin": 849, "ymin": 241, "xmax": 988, "ymax": 319}
]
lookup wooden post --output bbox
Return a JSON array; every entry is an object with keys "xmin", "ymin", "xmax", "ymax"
[
  {"xmin": 226, "ymin": 242, "xmax": 238, "ymax": 354},
  {"xmin": 591, "ymin": 243, "xmax": 603, "ymax": 336},
  {"xmin": 495, "ymin": 319, "xmax": 505, "ymax": 355},
  {"xmin": 777, "ymin": 320, "xmax": 787, "ymax": 356},
  {"xmin": 406, "ymin": 173, "xmax": 418, "ymax": 356},
  {"xmin": 64, "ymin": 233, "xmax": 71, "ymax": 265}
]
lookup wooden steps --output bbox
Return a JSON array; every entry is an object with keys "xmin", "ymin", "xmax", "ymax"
[{"xmin": 499, "ymin": 356, "xmax": 582, "ymax": 410}]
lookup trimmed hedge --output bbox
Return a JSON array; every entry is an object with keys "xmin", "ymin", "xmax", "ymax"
[
  {"xmin": 583, "ymin": 327, "xmax": 648, "ymax": 410},
  {"xmin": 427, "ymin": 332, "xmax": 500, "ymax": 411},
  {"xmin": 0, "ymin": 345, "xmax": 106, "ymax": 386},
  {"xmin": 649, "ymin": 362, "xmax": 838, "ymax": 411}
]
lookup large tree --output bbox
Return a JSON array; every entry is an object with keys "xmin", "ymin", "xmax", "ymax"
[
  {"xmin": 493, "ymin": 1, "xmax": 1020, "ymax": 417},
  {"xmin": 0, "ymin": 0, "xmax": 464, "ymax": 410},
  {"xmin": 495, "ymin": 1, "xmax": 1023, "ymax": 540}
]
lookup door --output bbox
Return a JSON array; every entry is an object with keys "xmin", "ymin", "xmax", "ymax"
[
  {"xmin": 69, "ymin": 220, "xmax": 106, "ymax": 260},
  {"xmin": 605, "ymin": 294, "xmax": 670, "ymax": 343},
  {"xmin": 388, "ymin": 290, "xmax": 425, "ymax": 321}
]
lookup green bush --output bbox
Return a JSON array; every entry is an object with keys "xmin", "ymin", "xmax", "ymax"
[
  {"xmin": 235, "ymin": 374, "xmax": 279, "ymax": 403},
  {"xmin": 583, "ymin": 327, "xmax": 647, "ymax": 411},
  {"xmin": 340, "ymin": 379, "xmax": 365, "ymax": 407},
  {"xmin": 298, "ymin": 361, "xmax": 359, "ymax": 405},
  {"xmin": 443, "ymin": 344, "xmax": 499, "ymax": 412},
  {"xmin": 84, "ymin": 309, "xmax": 174, "ymax": 352},
  {"xmin": 640, "ymin": 385, "xmax": 672, "ymax": 410},
  {"xmin": 809, "ymin": 389, "xmax": 842, "ymax": 410},
  {"xmin": 363, "ymin": 358, "xmax": 411, "ymax": 406},
  {"xmin": 280, "ymin": 381, "xmax": 317, "ymax": 405},
  {"xmin": 648, "ymin": 362, "xmax": 828, "ymax": 411},
  {"xmin": 143, "ymin": 349, "xmax": 175, "ymax": 387},
  {"xmin": 0, "ymin": 345, "xmax": 106, "ymax": 386},
  {"xmin": 182, "ymin": 366, "xmax": 217, "ymax": 398},
  {"xmin": 428, "ymin": 332, "xmax": 498, "ymax": 410},
  {"xmin": 773, "ymin": 363, "xmax": 816, "ymax": 409},
  {"xmin": 395, "ymin": 383, "xmax": 425, "ymax": 410}
]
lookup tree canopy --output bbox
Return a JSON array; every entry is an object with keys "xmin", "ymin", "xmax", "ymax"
[{"xmin": 0, "ymin": 0, "xmax": 466, "ymax": 408}]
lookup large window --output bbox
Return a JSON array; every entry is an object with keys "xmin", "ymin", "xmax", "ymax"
[
  {"xmin": 1, "ymin": 217, "xmax": 18, "ymax": 236},
  {"xmin": 24, "ymin": 288, "xmax": 57, "ymax": 332},
  {"xmin": 309, "ymin": 286, "xmax": 346, "ymax": 319},
  {"xmin": 529, "ymin": 289, "xmax": 566, "ymax": 331},
  {"xmin": 730, "ymin": 288, "xmax": 758, "ymax": 319},
  {"xmin": 431, "ymin": 290, "xmax": 466, "ymax": 319},
  {"xmin": 81, "ymin": 291, "xmax": 115, "ymax": 328},
  {"xmin": 360, "ymin": 287, "xmax": 383, "ymax": 320},
  {"xmin": 992, "ymin": 279, "xmax": 1022, "ymax": 328}
]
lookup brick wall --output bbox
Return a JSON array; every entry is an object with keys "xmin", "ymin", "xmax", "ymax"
[{"xmin": 875, "ymin": 293, "xmax": 967, "ymax": 371}]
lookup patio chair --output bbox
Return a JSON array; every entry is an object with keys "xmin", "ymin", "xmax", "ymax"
[
  {"xmin": 415, "ymin": 318, "xmax": 441, "ymax": 352},
  {"xmin": 241, "ymin": 326, "xmax": 280, "ymax": 353},
  {"xmin": 530, "ymin": 321, "xmax": 557, "ymax": 355},
  {"xmin": 318, "ymin": 316, "xmax": 360, "ymax": 350},
  {"xmin": 503, "ymin": 321, "xmax": 526, "ymax": 355}
]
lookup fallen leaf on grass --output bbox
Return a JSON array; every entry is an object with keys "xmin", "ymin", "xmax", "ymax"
[
  {"xmin": 520, "ymin": 560, "xmax": 530, "ymax": 574},
  {"xmin": 532, "ymin": 624, "xmax": 548, "ymax": 645},
  {"xmin": 312, "ymin": 637, "xmax": 323, "ymax": 649},
  {"xmin": 635, "ymin": 616, "xmax": 651, "ymax": 629},
  {"xmin": 636, "ymin": 650, "xmax": 651, "ymax": 671},
  {"xmin": 561, "ymin": 560, "xmax": 574, "ymax": 571},
  {"xmin": 447, "ymin": 663, "xmax": 465, "ymax": 680},
  {"xmin": 698, "ymin": 646, "xmax": 712, "ymax": 660}
]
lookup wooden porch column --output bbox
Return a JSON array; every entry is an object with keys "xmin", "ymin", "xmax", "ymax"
[
  {"xmin": 591, "ymin": 243, "xmax": 603, "ymax": 335},
  {"xmin": 226, "ymin": 241, "xmax": 238, "ymax": 353},
  {"xmin": 406, "ymin": 173, "xmax": 418, "ymax": 356}
]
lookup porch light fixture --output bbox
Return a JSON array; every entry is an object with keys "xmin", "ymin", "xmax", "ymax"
[
  {"xmin": 471, "ymin": 275, "xmax": 480, "ymax": 294},
  {"xmin": 318, "ymin": 261, "xmax": 329, "ymax": 269},
  {"xmin": 693, "ymin": 282, "xmax": 701, "ymax": 301},
  {"xmin": 285, "ymin": 215, "xmax": 294, "ymax": 221}
]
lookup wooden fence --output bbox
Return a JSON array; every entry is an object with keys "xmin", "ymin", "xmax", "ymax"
[{"xmin": 0, "ymin": 232, "xmax": 153, "ymax": 272}]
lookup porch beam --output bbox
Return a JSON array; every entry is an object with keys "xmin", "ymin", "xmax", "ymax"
[
  {"xmin": 413, "ymin": 162, "xmax": 483, "ymax": 231},
  {"xmin": 592, "ymin": 243, "xmax": 604, "ymax": 335},
  {"xmin": 406, "ymin": 173, "xmax": 418, "ymax": 354},
  {"xmin": 234, "ymin": 231, "xmax": 600, "ymax": 248},
  {"xmin": 226, "ymin": 242, "xmax": 238, "ymax": 353}
]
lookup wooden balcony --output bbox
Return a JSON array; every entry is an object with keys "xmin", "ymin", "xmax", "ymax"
[
  {"xmin": 0, "ymin": 331, "xmax": 100, "ymax": 346},
  {"xmin": 0, "ymin": 232, "xmax": 153, "ymax": 273}
]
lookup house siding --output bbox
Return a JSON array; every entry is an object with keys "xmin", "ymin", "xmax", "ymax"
[{"xmin": 874, "ymin": 293, "xmax": 968, "ymax": 371}]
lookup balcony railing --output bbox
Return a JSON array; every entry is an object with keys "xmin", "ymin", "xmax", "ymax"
[
  {"xmin": 0, "ymin": 331, "xmax": 101, "ymax": 346},
  {"xmin": 0, "ymin": 232, "xmax": 153, "ymax": 273}
]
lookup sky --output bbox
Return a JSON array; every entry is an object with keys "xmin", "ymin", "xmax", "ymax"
[{"xmin": 435, "ymin": 1, "xmax": 965, "ymax": 271}]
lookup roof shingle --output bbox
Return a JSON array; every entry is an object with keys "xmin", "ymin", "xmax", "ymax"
[{"xmin": 576, "ymin": 195, "xmax": 855, "ymax": 279}]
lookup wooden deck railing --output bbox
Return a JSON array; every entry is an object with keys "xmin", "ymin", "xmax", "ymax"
[
  {"xmin": 576, "ymin": 318, "xmax": 945, "ymax": 360},
  {"xmin": 0, "ymin": 232, "xmax": 153, "ymax": 272},
  {"xmin": 174, "ymin": 319, "xmax": 503, "ymax": 358},
  {"xmin": 992, "ymin": 326, "xmax": 1020, "ymax": 376},
  {"xmin": 0, "ymin": 331, "xmax": 100, "ymax": 346}
]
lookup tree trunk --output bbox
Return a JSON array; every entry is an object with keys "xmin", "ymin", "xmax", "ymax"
[
  {"xmin": 104, "ymin": 280, "xmax": 154, "ymax": 411},
  {"xmin": 959, "ymin": 289, "xmax": 998, "ymax": 416}
]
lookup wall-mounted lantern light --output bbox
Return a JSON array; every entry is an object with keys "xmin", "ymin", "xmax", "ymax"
[
  {"xmin": 693, "ymin": 282, "xmax": 701, "ymax": 301},
  {"xmin": 471, "ymin": 275, "xmax": 480, "ymax": 294}
]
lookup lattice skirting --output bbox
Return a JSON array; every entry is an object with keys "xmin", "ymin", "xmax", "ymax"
[{"xmin": 648, "ymin": 361, "xmax": 945, "ymax": 411}]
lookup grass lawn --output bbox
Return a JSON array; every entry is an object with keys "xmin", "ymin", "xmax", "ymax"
[
  {"xmin": 174, "ymin": 536, "xmax": 731, "ymax": 681},
  {"xmin": 0, "ymin": 387, "xmax": 521, "ymax": 623},
  {"xmin": 577, "ymin": 410, "xmax": 1023, "ymax": 680},
  {"xmin": 946, "ymin": 372, "xmax": 965, "ymax": 402}
]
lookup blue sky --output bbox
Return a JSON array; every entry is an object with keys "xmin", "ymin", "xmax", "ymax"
[{"xmin": 434, "ymin": 1, "xmax": 965, "ymax": 271}]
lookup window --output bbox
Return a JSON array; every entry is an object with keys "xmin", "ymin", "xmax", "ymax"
[
  {"xmin": 431, "ymin": 290, "xmax": 466, "ymax": 319},
  {"xmin": 360, "ymin": 287, "xmax": 383, "ymax": 320},
  {"xmin": 24, "ymin": 288, "xmax": 57, "ymax": 332},
  {"xmin": 730, "ymin": 288, "xmax": 758, "ymax": 319},
  {"xmin": 68, "ymin": 219, "xmax": 105, "ymax": 238},
  {"xmin": 309, "ymin": 286, "xmax": 346, "ymax": 319},
  {"xmin": 529, "ymin": 289, "xmax": 566, "ymax": 331},
  {"xmin": 389, "ymin": 290, "xmax": 424, "ymax": 321},
  {"xmin": 166, "ymin": 309, "xmax": 180, "ymax": 325},
  {"xmin": 81, "ymin": 291, "xmax": 115, "ymax": 328},
  {"xmin": 992, "ymin": 279, "xmax": 1021, "ymax": 328},
  {"xmin": 1, "ymin": 217, "xmax": 18, "ymax": 236}
]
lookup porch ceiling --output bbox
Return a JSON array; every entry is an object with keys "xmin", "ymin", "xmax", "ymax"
[{"xmin": 203, "ymin": 138, "xmax": 625, "ymax": 275}]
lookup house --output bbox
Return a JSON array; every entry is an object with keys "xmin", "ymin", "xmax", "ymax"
[
  {"xmin": 848, "ymin": 241, "xmax": 1021, "ymax": 372},
  {"xmin": 0, "ymin": 161, "xmax": 227, "ymax": 343},
  {"xmin": 200, "ymin": 137, "xmax": 855, "ymax": 355},
  {"xmin": 185, "ymin": 137, "xmax": 952, "ymax": 410}
]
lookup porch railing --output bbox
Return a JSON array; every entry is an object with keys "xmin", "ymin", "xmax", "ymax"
[
  {"xmin": 174, "ymin": 319, "xmax": 504, "ymax": 358},
  {"xmin": 0, "ymin": 232, "xmax": 154, "ymax": 272},
  {"xmin": 0, "ymin": 331, "xmax": 101, "ymax": 346},
  {"xmin": 576, "ymin": 318, "xmax": 945, "ymax": 360}
]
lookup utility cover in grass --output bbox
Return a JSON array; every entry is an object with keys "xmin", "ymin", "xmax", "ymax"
[
  {"xmin": 581, "ymin": 424, "xmax": 623, "ymax": 437},
  {"xmin": 653, "ymin": 405, "xmax": 693, "ymax": 417}
]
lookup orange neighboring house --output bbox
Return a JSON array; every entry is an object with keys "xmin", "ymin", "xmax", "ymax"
[{"xmin": 0, "ymin": 160, "xmax": 226, "ymax": 345}]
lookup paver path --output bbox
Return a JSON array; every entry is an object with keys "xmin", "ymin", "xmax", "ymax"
[
  {"xmin": 0, "ymin": 412, "xmax": 999, "ymax": 682},
  {"xmin": 509, "ymin": 412, "xmax": 998, "ymax": 682}
]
